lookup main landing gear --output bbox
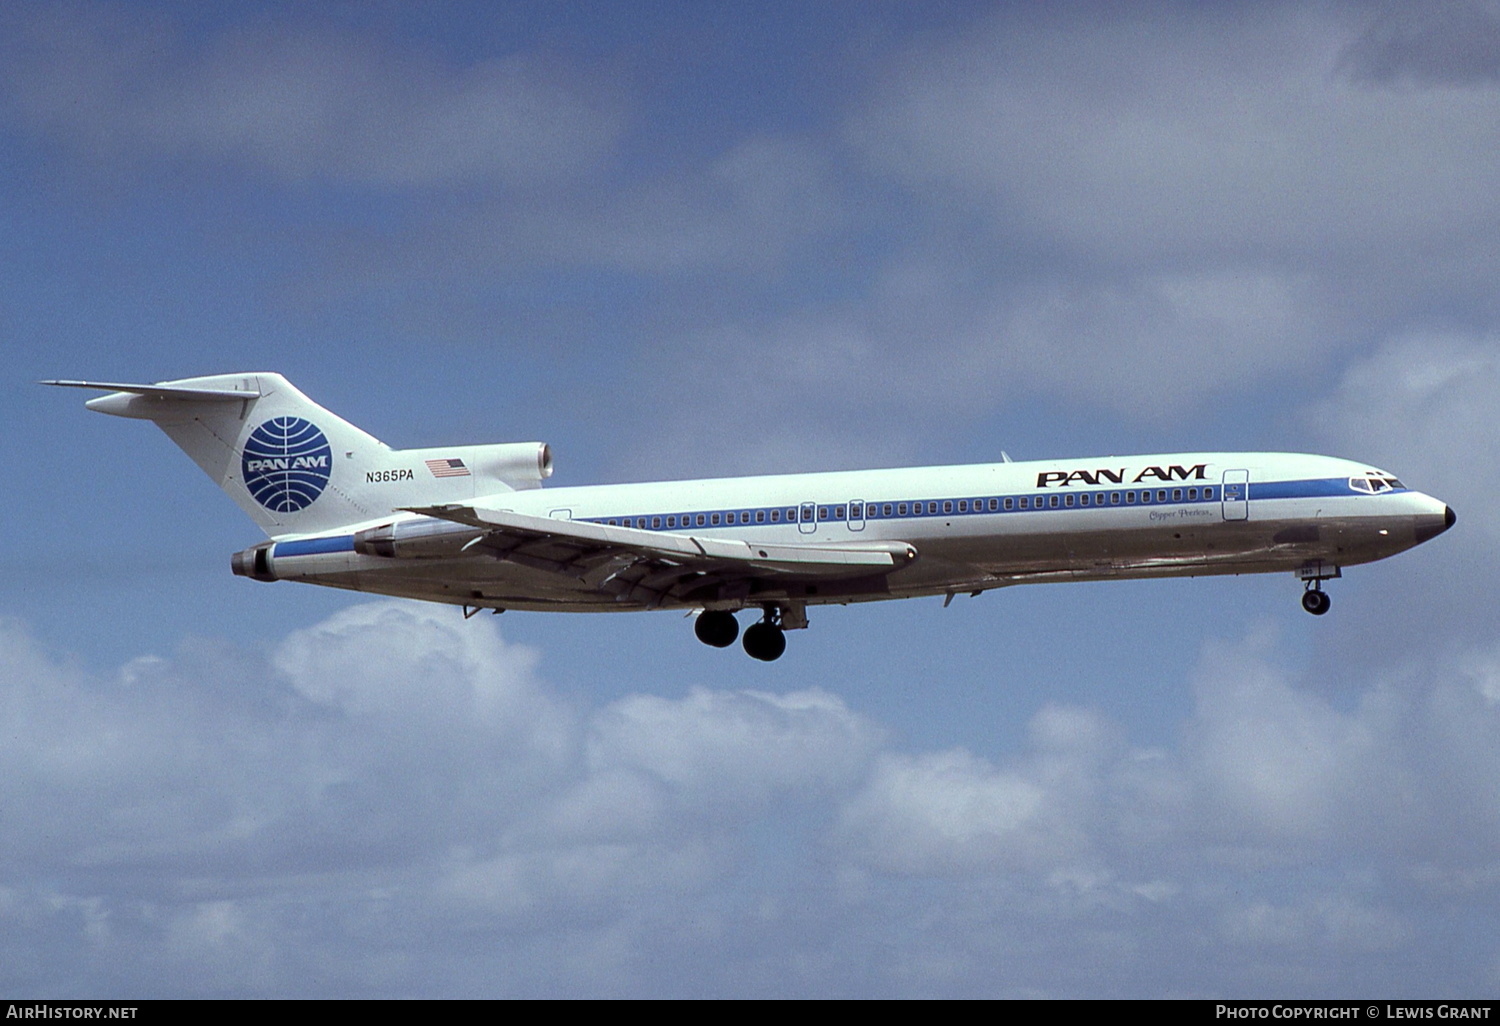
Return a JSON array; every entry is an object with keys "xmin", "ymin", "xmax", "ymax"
[
  {"xmin": 694, "ymin": 609, "xmax": 740, "ymax": 648},
  {"xmin": 694, "ymin": 604, "xmax": 804, "ymax": 661},
  {"xmin": 1297, "ymin": 563, "xmax": 1340, "ymax": 616}
]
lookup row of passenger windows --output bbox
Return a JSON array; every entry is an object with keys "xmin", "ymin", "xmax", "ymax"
[{"xmin": 590, "ymin": 486, "xmax": 1219, "ymax": 531}]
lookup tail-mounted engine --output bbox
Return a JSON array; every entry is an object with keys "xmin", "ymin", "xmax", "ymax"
[{"xmin": 230, "ymin": 541, "xmax": 277, "ymax": 582}]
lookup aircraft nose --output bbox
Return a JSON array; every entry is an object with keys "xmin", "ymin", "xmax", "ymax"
[{"xmin": 1414, "ymin": 504, "xmax": 1456, "ymax": 544}]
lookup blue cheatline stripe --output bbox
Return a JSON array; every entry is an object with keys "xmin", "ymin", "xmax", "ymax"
[
  {"xmin": 275, "ymin": 535, "xmax": 355, "ymax": 557},
  {"xmin": 574, "ymin": 477, "xmax": 1387, "ymax": 533},
  {"xmin": 1252, "ymin": 478, "xmax": 1372, "ymax": 501}
]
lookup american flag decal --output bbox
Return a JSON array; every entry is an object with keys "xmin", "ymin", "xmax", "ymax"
[{"xmin": 425, "ymin": 458, "xmax": 471, "ymax": 479}]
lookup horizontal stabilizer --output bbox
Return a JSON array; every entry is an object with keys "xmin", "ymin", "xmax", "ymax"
[{"xmin": 40, "ymin": 379, "xmax": 262, "ymax": 402}]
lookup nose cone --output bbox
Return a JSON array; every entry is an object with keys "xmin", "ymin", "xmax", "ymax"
[{"xmin": 1414, "ymin": 504, "xmax": 1456, "ymax": 545}]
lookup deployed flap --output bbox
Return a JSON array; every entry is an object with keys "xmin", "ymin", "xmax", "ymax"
[
  {"xmin": 404, "ymin": 504, "xmax": 917, "ymax": 573},
  {"xmin": 402, "ymin": 504, "xmax": 918, "ymax": 606}
]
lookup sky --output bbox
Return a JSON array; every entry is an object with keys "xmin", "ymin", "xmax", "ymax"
[{"xmin": 3, "ymin": 0, "xmax": 1499, "ymax": 998}]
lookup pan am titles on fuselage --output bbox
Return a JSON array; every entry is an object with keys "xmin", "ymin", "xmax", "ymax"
[{"xmin": 45, "ymin": 374, "xmax": 1456, "ymax": 661}]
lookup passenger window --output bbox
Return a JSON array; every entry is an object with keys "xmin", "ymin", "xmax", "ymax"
[
  {"xmin": 1003, "ymin": 498, "xmax": 1013, "ymax": 511},
  {"xmin": 1172, "ymin": 489, "xmax": 1182, "ymax": 502},
  {"xmin": 1157, "ymin": 490, "xmax": 1167, "ymax": 503},
  {"xmin": 697, "ymin": 514, "xmax": 706, "ymax": 526},
  {"xmin": 711, "ymin": 513, "xmax": 720, "ymax": 525},
  {"xmin": 835, "ymin": 506, "xmax": 846, "ymax": 519},
  {"xmin": 756, "ymin": 511, "xmax": 765, "ymax": 523},
  {"xmin": 1080, "ymin": 494, "xmax": 1090, "ymax": 507},
  {"xmin": 883, "ymin": 503, "xmax": 893, "ymax": 516},
  {"xmin": 1127, "ymin": 492, "xmax": 1136, "ymax": 504},
  {"xmin": 1112, "ymin": 492, "xmax": 1121, "ymax": 504},
  {"xmin": 652, "ymin": 516, "xmax": 662, "ymax": 529},
  {"xmin": 898, "ymin": 503, "xmax": 907, "ymax": 515},
  {"xmin": 1203, "ymin": 487, "xmax": 1213, "ymax": 500},
  {"xmin": 770, "ymin": 509, "xmax": 780, "ymax": 523},
  {"xmin": 1049, "ymin": 495, "xmax": 1059, "ymax": 508},
  {"xmin": 958, "ymin": 500, "xmax": 967, "ymax": 513},
  {"xmin": 943, "ymin": 501, "xmax": 953, "ymax": 514}
]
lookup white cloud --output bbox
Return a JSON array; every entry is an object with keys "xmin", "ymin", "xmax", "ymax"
[
  {"xmin": 5, "ymin": 600, "xmax": 1500, "ymax": 994},
  {"xmin": 834, "ymin": 704, "xmax": 1117, "ymax": 875},
  {"xmin": 586, "ymin": 686, "xmax": 884, "ymax": 809}
]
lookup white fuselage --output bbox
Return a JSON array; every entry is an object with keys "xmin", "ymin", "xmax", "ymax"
[{"xmin": 257, "ymin": 451, "xmax": 1453, "ymax": 614}]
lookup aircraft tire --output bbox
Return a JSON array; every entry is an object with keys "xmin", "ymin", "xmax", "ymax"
[
  {"xmin": 695, "ymin": 610, "xmax": 740, "ymax": 648},
  {"xmin": 742, "ymin": 622, "xmax": 787, "ymax": 661},
  {"xmin": 1301, "ymin": 590, "xmax": 1331, "ymax": 616}
]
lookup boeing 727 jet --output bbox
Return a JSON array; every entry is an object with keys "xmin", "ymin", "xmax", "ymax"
[{"xmin": 46, "ymin": 373, "xmax": 1455, "ymax": 661}]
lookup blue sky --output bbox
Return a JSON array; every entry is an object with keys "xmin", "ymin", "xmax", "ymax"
[{"xmin": 4, "ymin": 0, "xmax": 1500, "ymax": 997}]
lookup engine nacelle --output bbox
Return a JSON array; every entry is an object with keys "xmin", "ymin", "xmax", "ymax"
[
  {"xmin": 353, "ymin": 518, "xmax": 484, "ymax": 558},
  {"xmin": 401, "ymin": 441, "xmax": 552, "ymax": 491},
  {"xmin": 231, "ymin": 541, "xmax": 277, "ymax": 582},
  {"xmin": 470, "ymin": 441, "xmax": 553, "ymax": 489}
]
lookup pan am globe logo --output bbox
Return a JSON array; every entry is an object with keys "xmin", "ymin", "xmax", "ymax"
[{"xmin": 242, "ymin": 417, "xmax": 333, "ymax": 513}]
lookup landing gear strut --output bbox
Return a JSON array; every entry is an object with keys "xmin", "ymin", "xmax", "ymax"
[
  {"xmin": 1297, "ymin": 563, "xmax": 1339, "ymax": 616},
  {"xmin": 695, "ymin": 603, "xmax": 802, "ymax": 660}
]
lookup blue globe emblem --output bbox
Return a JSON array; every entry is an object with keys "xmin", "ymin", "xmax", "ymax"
[{"xmin": 242, "ymin": 417, "xmax": 333, "ymax": 512}]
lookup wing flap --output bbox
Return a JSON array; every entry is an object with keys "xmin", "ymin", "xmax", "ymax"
[{"xmin": 405, "ymin": 504, "xmax": 917, "ymax": 578}]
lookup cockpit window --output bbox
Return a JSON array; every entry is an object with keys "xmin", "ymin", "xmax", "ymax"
[{"xmin": 1350, "ymin": 474, "xmax": 1405, "ymax": 493}]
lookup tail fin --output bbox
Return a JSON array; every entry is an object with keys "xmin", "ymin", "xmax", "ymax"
[{"xmin": 45, "ymin": 373, "xmax": 552, "ymax": 537}]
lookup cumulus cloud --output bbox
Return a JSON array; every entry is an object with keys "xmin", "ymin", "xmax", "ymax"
[
  {"xmin": 835, "ymin": 705, "xmax": 1116, "ymax": 875},
  {"xmin": 5, "ymin": 600, "xmax": 1500, "ymax": 995}
]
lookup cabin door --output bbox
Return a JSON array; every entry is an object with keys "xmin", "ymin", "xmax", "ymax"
[{"xmin": 1221, "ymin": 470, "xmax": 1249, "ymax": 521}]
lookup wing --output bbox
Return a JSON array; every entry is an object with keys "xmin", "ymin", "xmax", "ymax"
[{"xmin": 403, "ymin": 504, "xmax": 918, "ymax": 607}]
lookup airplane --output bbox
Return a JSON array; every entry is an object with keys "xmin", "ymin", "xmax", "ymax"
[{"xmin": 45, "ymin": 373, "xmax": 1455, "ymax": 661}]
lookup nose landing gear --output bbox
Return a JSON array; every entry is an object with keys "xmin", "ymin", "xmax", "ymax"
[{"xmin": 1297, "ymin": 563, "xmax": 1340, "ymax": 616}]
